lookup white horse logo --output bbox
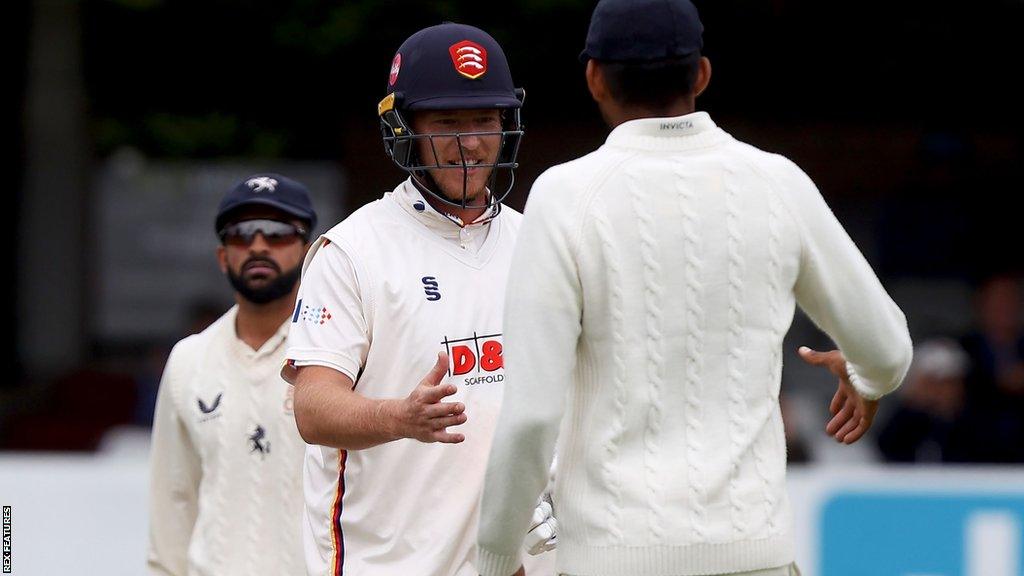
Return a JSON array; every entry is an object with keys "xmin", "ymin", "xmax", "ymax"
[{"xmin": 246, "ymin": 177, "xmax": 278, "ymax": 193}]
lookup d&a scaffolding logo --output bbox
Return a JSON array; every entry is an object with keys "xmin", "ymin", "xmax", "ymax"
[{"xmin": 442, "ymin": 332, "xmax": 503, "ymax": 385}]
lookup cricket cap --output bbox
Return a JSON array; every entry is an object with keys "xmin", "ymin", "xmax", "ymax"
[
  {"xmin": 580, "ymin": 0, "xmax": 703, "ymax": 63},
  {"xmin": 215, "ymin": 173, "xmax": 318, "ymax": 233}
]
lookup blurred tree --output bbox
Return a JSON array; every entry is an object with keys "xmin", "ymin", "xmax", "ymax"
[
  {"xmin": 81, "ymin": 0, "xmax": 595, "ymax": 159},
  {"xmin": 81, "ymin": 0, "xmax": 1022, "ymax": 159},
  {"xmin": 6, "ymin": 0, "xmax": 31, "ymax": 390}
]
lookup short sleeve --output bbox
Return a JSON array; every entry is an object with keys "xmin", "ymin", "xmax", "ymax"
[{"xmin": 285, "ymin": 239, "xmax": 370, "ymax": 383}]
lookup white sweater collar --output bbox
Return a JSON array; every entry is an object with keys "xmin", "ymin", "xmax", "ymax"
[{"xmin": 605, "ymin": 111, "xmax": 729, "ymax": 151}]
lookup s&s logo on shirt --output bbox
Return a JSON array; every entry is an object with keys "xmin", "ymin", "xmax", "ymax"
[
  {"xmin": 422, "ymin": 276, "xmax": 441, "ymax": 301},
  {"xmin": 442, "ymin": 332, "xmax": 504, "ymax": 386}
]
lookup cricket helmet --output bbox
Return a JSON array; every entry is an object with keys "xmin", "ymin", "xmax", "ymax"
[{"xmin": 378, "ymin": 22, "xmax": 525, "ymax": 215}]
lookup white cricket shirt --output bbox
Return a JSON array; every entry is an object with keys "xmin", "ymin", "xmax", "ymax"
[
  {"xmin": 148, "ymin": 306, "xmax": 305, "ymax": 576},
  {"xmin": 478, "ymin": 111, "xmax": 914, "ymax": 576},
  {"xmin": 286, "ymin": 180, "xmax": 555, "ymax": 576}
]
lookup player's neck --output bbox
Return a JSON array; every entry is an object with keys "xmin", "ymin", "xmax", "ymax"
[
  {"xmin": 234, "ymin": 289, "xmax": 297, "ymax": 351},
  {"xmin": 603, "ymin": 97, "xmax": 696, "ymax": 129}
]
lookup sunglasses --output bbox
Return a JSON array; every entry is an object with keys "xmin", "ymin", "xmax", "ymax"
[{"xmin": 218, "ymin": 219, "xmax": 308, "ymax": 247}]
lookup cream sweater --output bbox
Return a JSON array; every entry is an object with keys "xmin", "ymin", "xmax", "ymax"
[
  {"xmin": 147, "ymin": 307, "xmax": 305, "ymax": 576},
  {"xmin": 478, "ymin": 112, "xmax": 912, "ymax": 576}
]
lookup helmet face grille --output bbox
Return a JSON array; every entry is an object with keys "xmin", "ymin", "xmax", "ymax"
[{"xmin": 380, "ymin": 105, "xmax": 524, "ymax": 211}]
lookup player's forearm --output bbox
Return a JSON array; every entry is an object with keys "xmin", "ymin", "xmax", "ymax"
[
  {"xmin": 481, "ymin": 179, "xmax": 578, "ymax": 574},
  {"xmin": 795, "ymin": 242, "xmax": 912, "ymax": 398},
  {"xmin": 147, "ymin": 489, "xmax": 196, "ymax": 576},
  {"xmin": 787, "ymin": 170, "xmax": 913, "ymax": 399},
  {"xmin": 294, "ymin": 377, "xmax": 403, "ymax": 450},
  {"xmin": 147, "ymin": 472, "xmax": 199, "ymax": 575},
  {"xmin": 841, "ymin": 302, "xmax": 913, "ymax": 400},
  {"xmin": 478, "ymin": 406, "xmax": 561, "ymax": 576},
  {"xmin": 148, "ymin": 366, "xmax": 201, "ymax": 575}
]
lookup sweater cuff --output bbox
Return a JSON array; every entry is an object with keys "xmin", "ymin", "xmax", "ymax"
[
  {"xmin": 476, "ymin": 546, "xmax": 522, "ymax": 576},
  {"xmin": 845, "ymin": 361, "xmax": 887, "ymax": 401}
]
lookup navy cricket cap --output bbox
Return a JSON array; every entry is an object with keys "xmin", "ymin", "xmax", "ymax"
[
  {"xmin": 384, "ymin": 22, "xmax": 521, "ymax": 111},
  {"xmin": 580, "ymin": 0, "xmax": 703, "ymax": 63},
  {"xmin": 215, "ymin": 173, "xmax": 318, "ymax": 233}
]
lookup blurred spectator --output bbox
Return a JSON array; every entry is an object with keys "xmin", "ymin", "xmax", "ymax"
[
  {"xmin": 1, "ymin": 367, "xmax": 137, "ymax": 451},
  {"xmin": 131, "ymin": 300, "xmax": 225, "ymax": 427},
  {"xmin": 877, "ymin": 131, "xmax": 973, "ymax": 278},
  {"xmin": 962, "ymin": 274, "xmax": 1024, "ymax": 401},
  {"xmin": 957, "ymin": 274, "xmax": 1024, "ymax": 462},
  {"xmin": 185, "ymin": 300, "xmax": 226, "ymax": 335},
  {"xmin": 780, "ymin": 392, "xmax": 812, "ymax": 464},
  {"xmin": 131, "ymin": 343, "xmax": 169, "ymax": 427},
  {"xmin": 877, "ymin": 339, "xmax": 974, "ymax": 462},
  {"xmin": 881, "ymin": 276, "xmax": 1024, "ymax": 463}
]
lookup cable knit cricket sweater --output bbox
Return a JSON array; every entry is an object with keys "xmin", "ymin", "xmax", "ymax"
[
  {"xmin": 147, "ymin": 306, "xmax": 305, "ymax": 576},
  {"xmin": 477, "ymin": 112, "xmax": 913, "ymax": 576}
]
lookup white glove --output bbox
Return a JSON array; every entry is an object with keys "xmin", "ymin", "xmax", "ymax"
[{"xmin": 523, "ymin": 498, "xmax": 558, "ymax": 555}]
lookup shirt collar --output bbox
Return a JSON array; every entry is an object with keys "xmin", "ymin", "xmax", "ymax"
[
  {"xmin": 604, "ymin": 111, "xmax": 729, "ymax": 151},
  {"xmin": 391, "ymin": 178, "xmax": 494, "ymax": 238}
]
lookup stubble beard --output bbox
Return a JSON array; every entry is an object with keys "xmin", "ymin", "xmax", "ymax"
[{"xmin": 435, "ymin": 167, "xmax": 493, "ymax": 207}]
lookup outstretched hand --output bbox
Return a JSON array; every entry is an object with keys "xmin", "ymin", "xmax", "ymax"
[
  {"xmin": 798, "ymin": 346, "xmax": 879, "ymax": 445},
  {"xmin": 393, "ymin": 352, "xmax": 467, "ymax": 444}
]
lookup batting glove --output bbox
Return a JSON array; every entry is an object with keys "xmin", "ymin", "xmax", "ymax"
[{"xmin": 523, "ymin": 498, "xmax": 557, "ymax": 555}]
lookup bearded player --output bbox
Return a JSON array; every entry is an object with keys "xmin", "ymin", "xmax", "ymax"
[
  {"xmin": 149, "ymin": 174, "xmax": 317, "ymax": 576},
  {"xmin": 281, "ymin": 23, "xmax": 556, "ymax": 576}
]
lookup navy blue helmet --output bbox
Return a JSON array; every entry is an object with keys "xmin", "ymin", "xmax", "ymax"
[{"xmin": 378, "ymin": 23, "xmax": 525, "ymax": 214}]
